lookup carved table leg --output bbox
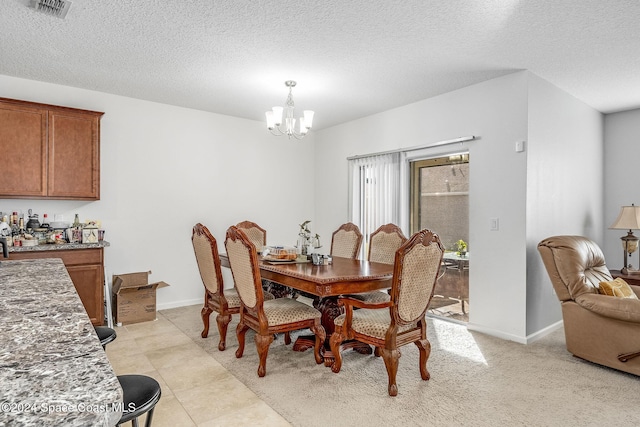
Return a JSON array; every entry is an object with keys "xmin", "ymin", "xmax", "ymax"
[{"xmin": 291, "ymin": 296, "xmax": 372, "ymax": 367}]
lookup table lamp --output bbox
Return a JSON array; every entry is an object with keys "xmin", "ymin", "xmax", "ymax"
[{"xmin": 609, "ymin": 204, "xmax": 640, "ymax": 274}]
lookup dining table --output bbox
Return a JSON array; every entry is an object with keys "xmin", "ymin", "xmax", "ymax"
[{"xmin": 219, "ymin": 254, "xmax": 394, "ymax": 365}]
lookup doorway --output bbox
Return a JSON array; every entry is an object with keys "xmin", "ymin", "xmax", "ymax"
[{"xmin": 410, "ymin": 153, "xmax": 469, "ymax": 322}]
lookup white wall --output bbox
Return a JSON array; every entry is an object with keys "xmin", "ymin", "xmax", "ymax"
[
  {"xmin": 0, "ymin": 75, "xmax": 315, "ymax": 310},
  {"xmin": 1, "ymin": 71, "xmax": 607, "ymax": 342},
  {"xmin": 526, "ymin": 73, "xmax": 604, "ymax": 335},
  {"xmin": 315, "ymin": 72, "xmax": 531, "ymax": 341},
  {"xmin": 314, "ymin": 71, "xmax": 605, "ymax": 342},
  {"xmin": 604, "ymin": 108, "xmax": 640, "ymax": 269}
]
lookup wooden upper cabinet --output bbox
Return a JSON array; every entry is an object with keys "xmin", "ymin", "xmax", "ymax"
[
  {"xmin": 0, "ymin": 97, "xmax": 103, "ymax": 200},
  {"xmin": 0, "ymin": 102, "xmax": 48, "ymax": 197}
]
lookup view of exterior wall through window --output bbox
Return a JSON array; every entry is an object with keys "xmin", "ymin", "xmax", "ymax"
[{"xmin": 410, "ymin": 153, "xmax": 469, "ymax": 323}]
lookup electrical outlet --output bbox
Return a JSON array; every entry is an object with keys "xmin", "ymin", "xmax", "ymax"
[{"xmin": 490, "ymin": 217, "xmax": 499, "ymax": 231}]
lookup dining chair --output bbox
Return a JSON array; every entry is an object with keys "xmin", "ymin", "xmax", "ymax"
[
  {"xmin": 236, "ymin": 220, "xmax": 267, "ymax": 252},
  {"xmin": 192, "ymin": 223, "xmax": 273, "ymax": 351},
  {"xmin": 236, "ymin": 220, "xmax": 295, "ymax": 345},
  {"xmin": 329, "ymin": 229, "xmax": 444, "ymax": 396},
  {"xmin": 330, "ymin": 222, "xmax": 363, "ymax": 259},
  {"xmin": 358, "ymin": 223, "xmax": 408, "ymax": 304},
  {"xmin": 225, "ymin": 225, "xmax": 326, "ymax": 377}
]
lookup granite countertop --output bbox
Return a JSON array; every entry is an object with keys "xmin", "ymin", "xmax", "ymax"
[
  {"xmin": 0, "ymin": 258, "xmax": 123, "ymax": 426},
  {"xmin": 8, "ymin": 241, "xmax": 110, "ymax": 253}
]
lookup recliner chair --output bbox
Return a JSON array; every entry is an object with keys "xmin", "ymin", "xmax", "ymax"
[{"xmin": 538, "ymin": 235, "xmax": 640, "ymax": 375}]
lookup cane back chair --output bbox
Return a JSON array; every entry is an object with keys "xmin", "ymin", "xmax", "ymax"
[
  {"xmin": 225, "ymin": 226, "xmax": 326, "ymax": 377},
  {"xmin": 330, "ymin": 222, "xmax": 363, "ymax": 259},
  {"xmin": 330, "ymin": 229, "xmax": 444, "ymax": 396},
  {"xmin": 192, "ymin": 223, "xmax": 273, "ymax": 351},
  {"xmin": 358, "ymin": 223, "xmax": 408, "ymax": 304}
]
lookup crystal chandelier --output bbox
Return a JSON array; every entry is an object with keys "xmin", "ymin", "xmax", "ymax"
[{"xmin": 265, "ymin": 81, "xmax": 314, "ymax": 139}]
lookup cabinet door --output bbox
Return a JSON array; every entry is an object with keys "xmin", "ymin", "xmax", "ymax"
[
  {"xmin": 48, "ymin": 110, "xmax": 100, "ymax": 199},
  {"xmin": 67, "ymin": 263, "xmax": 105, "ymax": 326},
  {"xmin": 0, "ymin": 102, "xmax": 47, "ymax": 197}
]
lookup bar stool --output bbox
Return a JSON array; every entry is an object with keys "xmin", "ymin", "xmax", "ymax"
[
  {"xmin": 94, "ymin": 326, "xmax": 117, "ymax": 349},
  {"xmin": 94, "ymin": 327, "xmax": 162, "ymax": 426},
  {"xmin": 117, "ymin": 375, "xmax": 162, "ymax": 427}
]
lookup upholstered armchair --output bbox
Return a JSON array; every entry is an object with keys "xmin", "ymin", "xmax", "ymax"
[
  {"xmin": 225, "ymin": 226, "xmax": 326, "ymax": 377},
  {"xmin": 538, "ymin": 235, "xmax": 640, "ymax": 376},
  {"xmin": 330, "ymin": 229, "xmax": 444, "ymax": 396},
  {"xmin": 330, "ymin": 222, "xmax": 363, "ymax": 259}
]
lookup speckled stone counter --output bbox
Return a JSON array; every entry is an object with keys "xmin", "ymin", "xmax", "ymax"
[
  {"xmin": 0, "ymin": 258, "xmax": 123, "ymax": 426},
  {"xmin": 8, "ymin": 240, "xmax": 110, "ymax": 253}
]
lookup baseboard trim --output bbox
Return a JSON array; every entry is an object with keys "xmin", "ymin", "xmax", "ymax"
[
  {"xmin": 466, "ymin": 320, "xmax": 563, "ymax": 345},
  {"xmin": 157, "ymin": 298, "xmax": 201, "ymax": 311},
  {"xmin": 525, "ymin": 320, "xmax": 564, "ymax": 344}
]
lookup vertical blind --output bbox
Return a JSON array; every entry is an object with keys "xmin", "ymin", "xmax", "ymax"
[{"xmin": 348, "ymin": 152, "xmax": 400, "ymax": 258}]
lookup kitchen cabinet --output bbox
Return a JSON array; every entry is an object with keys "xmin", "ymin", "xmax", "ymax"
[
  {"xmin": 0, "ymin": 97, "xmax": 103, "ymax": 200},
  {"xmin": 9, "ymin": 248, "xmax": 106, "ymax": 326}
]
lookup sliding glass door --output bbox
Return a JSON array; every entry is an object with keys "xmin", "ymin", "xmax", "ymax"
[{"xmin": 410, "ymin": 153, "xmax": 469, "ymax": 322}]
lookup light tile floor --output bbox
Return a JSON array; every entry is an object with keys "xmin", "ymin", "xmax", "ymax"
[{"xmin": 105, "ymin": 307, "xmax": 291, "ymax": 427}]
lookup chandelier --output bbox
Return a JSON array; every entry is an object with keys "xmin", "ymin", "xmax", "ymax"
[{"xmin": 265, "ymin": 81, "xmax": 314, "ymax": 139}]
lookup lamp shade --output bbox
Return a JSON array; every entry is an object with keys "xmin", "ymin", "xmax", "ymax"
[{"xmin": 610, "ymin": 205, "xmax": 640, "ymax": 230}]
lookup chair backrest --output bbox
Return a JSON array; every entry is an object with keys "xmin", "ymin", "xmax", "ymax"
[
  {"xmin": 330, "ymin": 222, "xmax": 363, "ymax": 259},
  {"xmin": 236, "ymin": 220, "xmax": 266, "ymax": 252},
  {"xmin": 191, "ymin": 223, "xmax": 224, "ymax": 294},
  {"xmin": 537, "ymin": 235, "xmax": 612, "ymax": 302},
  {"xmin": 224, "ymin": 226, "xmax": 265, "ymax": 310},
  {"xmin": 368, "ymin": 223, "xmax": 407, "ymax": 265},
  {"xmin": 390, "ymin": 229, "xmax": 444, "ymax": 324}
]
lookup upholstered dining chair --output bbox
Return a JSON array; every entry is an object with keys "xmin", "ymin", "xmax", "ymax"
[
  {"xmin": 358, "ymin": 223, "xmax": 408, "ymax": 304},
  {"xmin": 225, "ymin": 225, "xmax": 326, "ymax": 377},
  {"xmin": 192, "ymin": 223, "xmax": 274, "ymax": 351},
  {"xmin": 236, "ymin": 220, "xmax": 267, "ymax": 253},
  {"xmin": 330, "ymin": 222, "xmax": 363, "ymax": 259},
  {"xmin": 236, "ymin": 220, "xmax": 295, "ymax": 347},
  {"xmin": 329, "ymin": 229, "xmax": 445, "ymax": 396}
]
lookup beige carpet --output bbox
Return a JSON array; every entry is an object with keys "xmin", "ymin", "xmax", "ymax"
[{"xmin": 162, "ymin": 305, "xmax": 639, "ymax": 427}]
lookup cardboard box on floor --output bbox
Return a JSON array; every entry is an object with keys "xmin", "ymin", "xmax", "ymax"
[{"xmin": 112, "ymin": 271, "xmax": 169, "ymax": 325}]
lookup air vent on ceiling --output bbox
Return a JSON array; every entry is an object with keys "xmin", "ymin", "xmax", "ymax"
[{"xmin": 30, "ymin": 0, "xmax": 72, "ymax": 19}]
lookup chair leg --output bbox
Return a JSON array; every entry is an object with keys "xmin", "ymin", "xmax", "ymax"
[
  {"xmin": 415, "ymin": 338, "xmax": 432, "ymax": 380},
  {"xmin": 374, "ymin": 346, "xmax": 382, "ymax": 357},
  {"xmin": 200, "ymin": 305, "xmax": 213, "ymax": 338},
  {"xmin": 216, "ymin": 313, "xmax": 232, "ymax": 351},
  {"xmin": 255, "ymin": 333, "xmax": 274, "ymax": 377},
  {"xmin": 311, "ymin": 324, "xmax": 326, "ymax": 365},
  {"xmin": 144, "ymin": 407, "xmax": 155, "ymax": 427},
  {"xmin": 284, "ymin": 331, "xmax": 292, "ymax": 345},
  {"xmin": 381, "ymin": 348, "xmax": 401, "ymax": 396},
  {"xmin": 235, "ymin": 321, "xmax": 249, "ymax": 359},
  {"xmin": 329, "ymin": 331, "xmax": 344, "ymax": 373}
]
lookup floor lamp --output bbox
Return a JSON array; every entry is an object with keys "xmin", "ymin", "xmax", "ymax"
[{"xmin": 609, "ymin": 204, "xmax": 640, "ymax": 274}]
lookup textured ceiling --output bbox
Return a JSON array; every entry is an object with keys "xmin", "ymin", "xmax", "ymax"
[{"xmin": 1, "ymin": 1, "xmax": 639, "ymax": 129}]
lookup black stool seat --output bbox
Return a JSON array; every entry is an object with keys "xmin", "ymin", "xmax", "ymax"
[
  {"xmin": 117, "ymin": 374, "xmax": 161, "ymax": 427},
  {"xmin": 95, "ymin": 326, "xmax": 117, "ymax": 349}
]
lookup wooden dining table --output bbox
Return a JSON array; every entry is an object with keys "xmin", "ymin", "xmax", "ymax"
[{"xmin": 218, "ymin": 254, "xmax": 394, "ymax": 365}]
